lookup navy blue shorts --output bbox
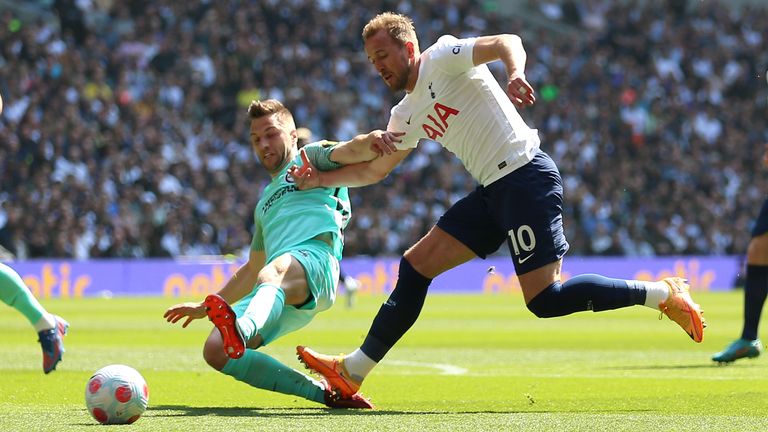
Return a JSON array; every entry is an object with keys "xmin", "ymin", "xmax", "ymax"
[
  {"xmin": 752, "ymin": 197, "xmax": 768, "ymax": 237},
  {"xmin": 436, "ymin": 150, "xmax": 569, "ymax": 275}
]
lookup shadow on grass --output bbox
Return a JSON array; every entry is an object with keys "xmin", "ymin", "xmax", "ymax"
[
  {"xmin": 601, "ymin": 363, "xmax": 737, "ymax": 370},
  {"xmin": 148, "ymin": 405, "xmax": 654, "ymax": 417}
]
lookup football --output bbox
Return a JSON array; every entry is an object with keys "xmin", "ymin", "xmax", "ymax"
[{"xmin": 85, "ymin": 364, "xmax": 149, "ymax": 424}]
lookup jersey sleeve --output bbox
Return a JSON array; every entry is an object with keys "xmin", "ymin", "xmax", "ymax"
[
  {"xmin": 427, "ymin": 35, "xmax": 477, "ymax": 75},
  {"xmin": 387, "ymin": 108, "xmax": 415, "ymax": 149},
  {"xmin": 301, "ymin": 141, "xmax": 343, "ymax": 171}
]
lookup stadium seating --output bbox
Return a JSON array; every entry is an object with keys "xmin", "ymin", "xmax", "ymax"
[{"xmin": 0, "ymin": 1, "xmax": 766, "ymax": 258}]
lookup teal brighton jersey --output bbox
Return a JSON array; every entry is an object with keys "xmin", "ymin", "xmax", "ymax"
[{"xmin": 251, "ymin": 142, "xmax": 351, "ymax": 261}]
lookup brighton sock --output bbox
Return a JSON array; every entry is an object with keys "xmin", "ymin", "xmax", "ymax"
[
  {"xmin": 0, "ymin": 263, "xmax": 53, "ymax": 330},
  {"xmin": 221, "ymin": 350, "xmax": 325, "ymax": 403}
]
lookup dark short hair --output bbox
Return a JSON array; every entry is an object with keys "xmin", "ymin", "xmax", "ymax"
[{"xmin": 247, "ymin": 99, "xmax": 294, "ymax": 126}]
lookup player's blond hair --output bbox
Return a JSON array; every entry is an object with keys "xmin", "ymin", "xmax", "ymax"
[
  {"xmin": 247, "ymin": 99, "xmax": 295, "ymax": 129},
  {"xmin": 362, "ymin": 12, "xmax": 419, "ymax": 50}
]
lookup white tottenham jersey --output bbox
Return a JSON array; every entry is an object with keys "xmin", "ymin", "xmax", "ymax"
[{"xmin": 388, "ymin": 35, "xmax": 541, "ymax": 186}]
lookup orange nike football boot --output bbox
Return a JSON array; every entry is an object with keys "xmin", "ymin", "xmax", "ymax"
[
  {"xmin": 658, "ymin": 277, "xmax": 706, "ymax": 343},
  {"xmin": 297, "ymin": 345, "xmax": 361, "ymax": 398},
  {"xmin": 321, "ymin": 379, "xmax": 374, "ymax": 409}
]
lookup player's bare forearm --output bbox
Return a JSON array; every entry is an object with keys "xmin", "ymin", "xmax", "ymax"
[
  {"xmin": 164, "ymin": 239, "xmax": 264, "ymax": 328},
  {"xmin": 321, "ymin": 148, "xmax": 410, "ymax": 187},
  {"xmin": 216, "ymin": 250, "xmax": 264, "ymax": 304},
  {"xmin": 333, "ymin": 163, "xmax": 382, "ymax": 186},
  {"xmin": 472, "ymin": 34, "xmax": 525, "ymax": 75},
  {"xmin": 290, "ymin": 147, "xmax": 410, "ymax": 189},
  {"xmin": 473, "ymin": 34, "xmax": 534, "ymax": 106},
  {"xmin": 332, "ymin": 130, "xmax": 404, "ymax": 164},
  {"xmin": 331, "ymin": 133, "xmax": 379, "ymax": 163}
]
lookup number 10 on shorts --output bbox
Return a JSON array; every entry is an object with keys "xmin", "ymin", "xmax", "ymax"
[{"xmin": 508, "ymin": 225, "xmax": 536, "ymax": 264}]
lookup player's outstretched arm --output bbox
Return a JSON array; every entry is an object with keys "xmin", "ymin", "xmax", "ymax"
[
  {"xmin": 163, "ymin": 301, "xmax": 207, "ymax": 328},
  {"xmin": 163, "ymin": 249, "xmax": 265, "ymax": 328},
  {"xmin": 215, "ymin": 249, "xmax": 265, "ymax": 303},
  {"xmin": 290, "ymin": 147, "xmax": 412, "ymax": 190},
  {"xmin": 333, "ymin": 130, "xmax": 405, "ymax": 162},
  {"xmin": 290, "ymin": 130, "xmax": 403, "ymax": 179},
  {"xmin": 472, "ymin": 34, "xmax": 535, "ymax": 107}
]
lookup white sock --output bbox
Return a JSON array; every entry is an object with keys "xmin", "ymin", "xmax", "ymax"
[
  {"xmin": 33, "ymin": 313, "xmax": 56, "ymax": 332},
  {"xmin": 344, "ymin": 348, "xmax": 378, "ymax": 383},
  {"xmin": 642, "ymin": 281, "xmax": 670, "ymax": 309}
]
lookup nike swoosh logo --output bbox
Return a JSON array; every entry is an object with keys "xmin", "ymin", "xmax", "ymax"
[
  {"xmin": 405, "ymin": 115, "xmax": 412, "ymax": 125},
  {"xmin": 518, "ymin": 254, "xmax": 534, "ymax": 264}
]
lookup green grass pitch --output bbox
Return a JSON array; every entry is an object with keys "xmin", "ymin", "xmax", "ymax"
[{"xmin": 1, "ymin": 291, "xmax": 767, "ymax": 431}]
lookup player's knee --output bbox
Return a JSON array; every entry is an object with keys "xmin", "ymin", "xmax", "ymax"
[
  {"xmin": 525, "ymin": 282, "xmax": 562, "ymax": 318},
  {"xmin": 203, "ymin": 339, "xmax": 228, "ymax": 371},
  {"xmin": 256, "ymin": 265, "xmax": 279, "ymax": 286}
]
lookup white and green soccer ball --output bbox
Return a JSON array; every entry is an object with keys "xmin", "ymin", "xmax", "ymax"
[{"xmin": 85, "ymin": 364, "xmax": 149, "ymax": 424}]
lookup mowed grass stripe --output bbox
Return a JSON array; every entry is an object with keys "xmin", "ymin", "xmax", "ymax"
[{"xmin": 0, "ymin": 291, "xmax": 766, "ymax": 431}]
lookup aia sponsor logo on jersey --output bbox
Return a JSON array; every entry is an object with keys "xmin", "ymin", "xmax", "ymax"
[{"xmin": 420, "ymin": 102, "xmax": 460, "ymax": 140}]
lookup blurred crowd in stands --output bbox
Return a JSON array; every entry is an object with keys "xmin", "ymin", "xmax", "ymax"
[{"xmin": 0, "ymin": 0, "xmax": 766, "ymax": 259}]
